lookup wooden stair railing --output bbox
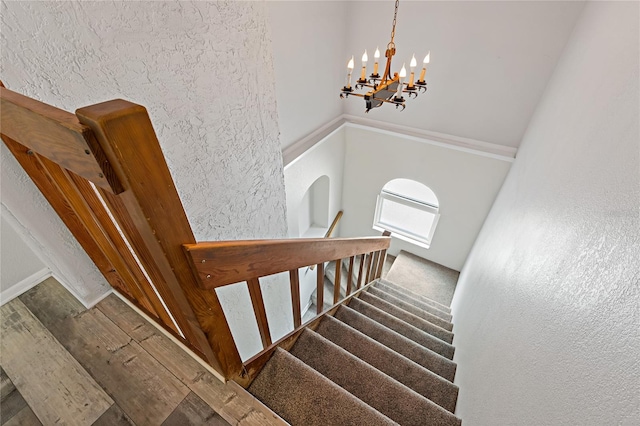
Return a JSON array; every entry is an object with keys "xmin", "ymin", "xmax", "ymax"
[
  {"xmin": 1, "ymin": 83, "xmax": 391, "ymax": 386},
  {"xmin": 183, "ymin": 232, "xmax": 391, "ymax": 386},
  {"xmin": 1, "ymin": 84, "xmax": 234, "ymax": 376}
]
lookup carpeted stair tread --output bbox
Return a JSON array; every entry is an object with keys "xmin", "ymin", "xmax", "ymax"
[
  {"xmin": 378, "ymin": 278, "xmax": 452, "ymax": 313},
  {"xmin": 290, "ymin": 329, "xmax": 461, "ymax": 426},
  {"xmin": 334, "ymin": 306, "xmax": 457, "ymax": 381},
  {"xmin": 348, "ymin": 298, "xmax": 455, "ymax": 360},
  {"xmin": 248, "ymin": 348, "xmax": 396, "ymax": 426},
  {"xmin": 374, "ymin": 280, "xmax": 453, "ymax": 321},
  {"xmin": 315, "ymin": 315, "xmax": 459, "ymax": 412},
  {"xmin": 359, "ymin": 292, "xmax": 454, "ymax": 344},
  {"xmin": 367, "ymin": 286, "xmax": 454, "ymax": 331}
]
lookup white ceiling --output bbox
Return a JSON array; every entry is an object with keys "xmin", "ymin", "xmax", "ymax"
[{"xmin": 268, "ymin": 1, "xmax": 585, "ymax": 150}]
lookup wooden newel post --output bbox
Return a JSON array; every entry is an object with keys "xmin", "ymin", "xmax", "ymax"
[{"xmin": 76, "ymin": 100, "xmax": 242, "ymax": 379}]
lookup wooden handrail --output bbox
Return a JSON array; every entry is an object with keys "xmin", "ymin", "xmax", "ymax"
[
  {"xmin": 324, "ymin": 210, "xmax": 343, "ymax": 238},
  {"xmin": 183, "ymin": 233, "xmax": 391, "ymax": 384},
  {"xmin": 183, "ymin": 236, "xmax": 390, "ymax": 290}
]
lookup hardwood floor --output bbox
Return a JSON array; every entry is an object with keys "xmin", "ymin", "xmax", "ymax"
[{"xmin": 0, "ymin": 278, "xmax": 285, "ymax": 426}]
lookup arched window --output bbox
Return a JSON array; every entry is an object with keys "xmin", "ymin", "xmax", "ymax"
[{"xmin": 373, "ymin": 178, "xmax": 440, "ymax": 249}]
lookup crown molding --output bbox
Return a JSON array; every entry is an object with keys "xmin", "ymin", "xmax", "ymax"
[{"xmin": 282, "ymin": 114, "xmax": 517, "ymax": 167}]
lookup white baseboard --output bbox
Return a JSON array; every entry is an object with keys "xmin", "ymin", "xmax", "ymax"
[{"xmin": 0, "ymin": 268, "xmax": 52, "ymax": 306}]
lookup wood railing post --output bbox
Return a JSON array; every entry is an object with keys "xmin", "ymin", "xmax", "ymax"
[
  {"xmin": 316, "ymin": 263, "xmax": 325, "ymax": 314},
  {"xmin": 346, "ymin": 256, "xmax": 355, "ymax": 296},
  {"xmin": 356, "ymin": 254, "xmax": 365, "ymax": 290},
  {"xmin": 333, "ymin": 259, "xmax": 342, "ymax": 304},
  {"xmin": 289, "ymin": 269, "xmax": 302, "ymax": 328},
  {"xmin": 247, "ymin": 278, "xmax": 272, "ymax": 349},
  {"xmin": 76, "ymin": 100, "xmax": 241, "ymax": 378}
]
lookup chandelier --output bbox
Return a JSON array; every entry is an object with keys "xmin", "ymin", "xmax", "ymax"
[{"xmin": 340, "ymin": 0, "xmax": 430, "ymax": 112}]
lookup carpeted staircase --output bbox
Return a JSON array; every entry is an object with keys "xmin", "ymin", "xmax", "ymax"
[{"xmin": 248, "ymin": 277, "xmax": 461, "ymax": 425}]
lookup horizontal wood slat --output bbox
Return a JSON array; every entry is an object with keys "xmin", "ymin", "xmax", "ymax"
[
  {"xmin": 0, "ymin": 86, "xmax": 122, "ymax": 193},
  {"xmin": 183, "ymin": 237, "xmax": 391, "ymax": 290}
]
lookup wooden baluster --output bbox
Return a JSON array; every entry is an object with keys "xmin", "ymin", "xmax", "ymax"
[
  {"xmin": 346, "ymin": 256, "xmax": 355, "ymax": 296},
  {"xmin": 316, "ymin": 263, "xmax": 324, "ymax": 314},
  {"xmin": 364, "ymin": 252, "xmax": 373, "ymax": 284},
  {"xmin": 370, "ymin": 251, "xmax": 379, "ymax": 282},
  {"xmin": 377, "ymin": 230, "xmax": 391, "ymax": 279},
  {"xmin": 356, "ymin": 254, "xmax": 366, "ymax": 290},
  {"xmin": 376, "ymin": 249, "xmax": 387, "ymax": 279},
  {"xmin": 247, "ymin": 278, "xmax": 272, "ymax": 349},
  {"xmin": 333, "ymin": 259, "xmax": 342, "ymax": 304},
  {"xmin": 289, "ymin": 269, "xmax": 302, "ymax": 328}
]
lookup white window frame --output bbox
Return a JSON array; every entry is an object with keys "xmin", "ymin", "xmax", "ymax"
[{"xmin": 373, "ymin": 190, "xmax": 440, "ymax": 249}]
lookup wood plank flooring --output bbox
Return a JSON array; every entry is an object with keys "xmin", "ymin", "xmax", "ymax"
[{"xmin": 0, "ymin": 278, "xmax": 286, "ymax": 426}]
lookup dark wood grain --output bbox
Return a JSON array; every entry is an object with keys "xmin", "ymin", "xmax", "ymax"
[
  {"xmin": 184, "ymin": 237, "xmax": 391, "ymax": 290},
  {"xmin": 289, "ymin": 270, "xmax": 302, "ymax": 328},
  {"xmin": 316, "ymin": 263, "xmax": 324, "ymax": 315},
  {"xmin": 357, "ymin": 254, "xmax": 366, "ymax": 290},
  {"xmin": 0, "ymin": 86, "xmax": 122, "ymax": 192},
  {"xmin": 247, "ymin": 279, "xmax": 272, "ymax": 349}
]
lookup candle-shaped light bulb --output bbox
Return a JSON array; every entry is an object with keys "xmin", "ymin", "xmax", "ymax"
[
  {"xmin": 346, "ymin": 56, "xmax": 354, "ymax": 88},
  {"xmin": 360, "ymin": 50, "xmax": 368, "ymax": 81},
  {"xmin": 395, "ymin": 63, "xmax": 407, "ymax": 99},
  {"xmin": 408, "ymin": 54, "xmax": 417, "ymax": 87},
  {"xmin": 373, "ymin": 47, "xmax": 380, "ymax": 76},
  {"xmin": 418, "ymin": 51, "xmax": 430, "ymax": 84}
]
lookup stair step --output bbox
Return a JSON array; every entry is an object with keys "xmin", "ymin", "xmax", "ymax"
[
  {"xmin": 378, "ymin": 278, "xmax": 452, "ymax": 313},
  {"xmin": 374, "ymin": 280, "xmax": 452, "ymax": 321},
  {"xmin": 367, "ymin": 286, "xmax": 454, "ymax": 331},
  {"xmin": 335, "ymin": 306, "xmax": 456, "ymax": 381},
  {"xmin": 359, "ymin": 292, "xmax": 454, "ymax": 344},
  {"xmin": 348, "ymin": 298, "xmax": 455, "ymax": 360},
  {"xmin": 290, "ymin": 329, "xmax": 461, "ymax": 426},
  {"xmin": 248, "ymin": 348, "xmax": 395, "ymax": 426},
  {"xmin": 316, "ymin": 315, "xmax": 459, "ymax": 412}
]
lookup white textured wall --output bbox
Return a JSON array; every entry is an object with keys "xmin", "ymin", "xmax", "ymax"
[
  {"xmin": 284, "ymin": 127, "xmax": 346, "ymax": 312},
  {"xmin": 1, "ymin": 2, "xmax": 287, "ymax": 303},
  {"xmin": 451, "ymin": 2, "xmax": 640, "ymax": 424},
  {"xmin": 340, "ymin": 126, "xmax": 512, "ymax": 271},
  {"xmin": 267, "ymin": 1, "xmax": 347, "ymax": 149}
]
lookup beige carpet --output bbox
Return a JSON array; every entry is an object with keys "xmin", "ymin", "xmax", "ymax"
[{"xmin": 385, "ymin": 251, "xmax": 459, "ymax": 307}]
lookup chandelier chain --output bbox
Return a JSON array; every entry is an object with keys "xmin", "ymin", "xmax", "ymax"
[{"xmin": 389, "ymin": 0, "xmax": 400, "ymax": 46}]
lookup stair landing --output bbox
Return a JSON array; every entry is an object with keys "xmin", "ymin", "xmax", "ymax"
[{"xmin": 386, "ymin": 251, "xmax": 459, "ymax": 307}]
